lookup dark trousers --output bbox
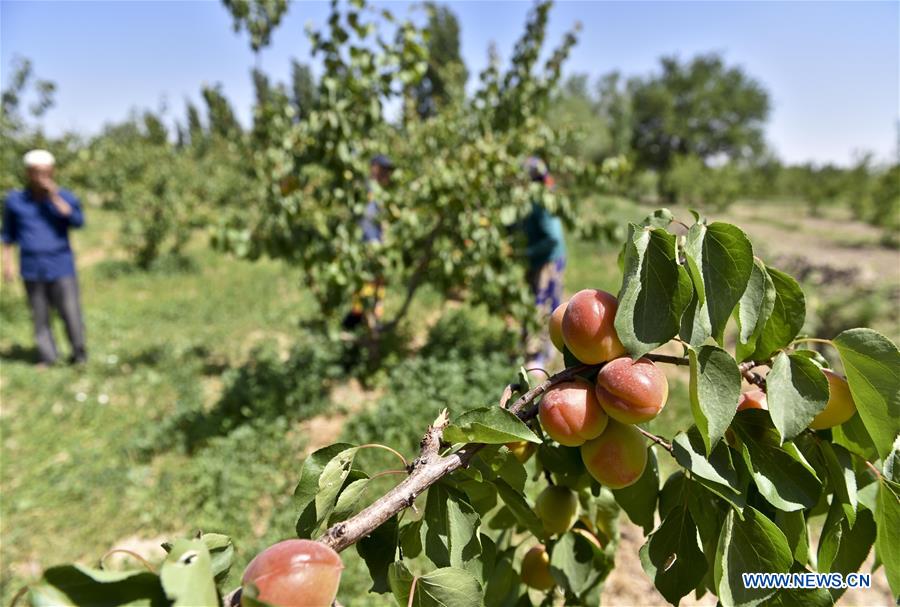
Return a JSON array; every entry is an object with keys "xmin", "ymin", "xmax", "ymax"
[{"xmin": 24, "ymin": 275, "xmax": 87, "ymax": 364}]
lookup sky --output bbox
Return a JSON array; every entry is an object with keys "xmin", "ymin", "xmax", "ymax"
[{"xmin": 1, "ymin": 0, "xmax": 898, "ymax": 167}]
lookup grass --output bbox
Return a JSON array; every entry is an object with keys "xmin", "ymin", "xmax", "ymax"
[{"xmin": 1, "ymin": 198, "xmax": 896, "ymax": 604}]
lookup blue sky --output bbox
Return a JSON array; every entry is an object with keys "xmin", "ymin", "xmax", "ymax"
[{"xmin": 2, "ymin": 1, "xmax": 897, "ymax": 166}]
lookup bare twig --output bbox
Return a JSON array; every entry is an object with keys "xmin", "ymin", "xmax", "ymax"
[
  {"xmin": 645, "ymin": 353, "xmax": 689, "ymax": 366},
  {"xmin": 738, "ymin": 360, "xmax": 767, "ymax": 389},
  {"xmin": 8, "ymin": 586, "xmax": 28, "ymax": 607},
  {"xmin": 635, "ymin": 427, "xmax": 673, "ymax": 453}
]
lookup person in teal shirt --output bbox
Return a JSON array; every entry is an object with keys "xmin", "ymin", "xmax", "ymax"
[{"xmin": 522, "ymin": 157, "xmax": 566, "ymax": 370}]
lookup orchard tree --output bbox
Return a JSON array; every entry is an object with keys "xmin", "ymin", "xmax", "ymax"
[
  {"xmin": 20, "ymin": 209, "xmax": 900, "ymax": 606},
  {"xmin": 214, "ymin": 0, "xmax": 608, "ymax": 357},
  {"xmin": 412, "ymin": 2, "xmax": 468, "ymax": 118},
  {"xmin": 630, "ymin": 53, "xmax": 770, "ymax": 172},
  {"xmin": 289, "ymin": 59, "xmax": 317, "ymax": 120}
]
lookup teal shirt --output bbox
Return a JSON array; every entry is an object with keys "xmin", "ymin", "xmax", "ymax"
[{"xmin": 523, "ymin": 202, "xmax": 565, "ymax": 270}]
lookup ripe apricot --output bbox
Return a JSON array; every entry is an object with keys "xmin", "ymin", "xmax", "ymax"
[
  {"xmin": 535, "ymin": 485, "xmax": 578, "ymax": 536},
  {"xmin": 737, "ymin": 388, "xmax": 767, "ymax": 412},
  {"xmin": 539, "ymin": 379, "xmax": 608, "ymax": 447},
  {"xmin": 595, "ymin": 357, "xmax": 668, "ymax": 424},
  {"xmin": 520, "ymin": 544, "xmax": 555, "ymax": 590},
  {"xmin": 580, "ymin": 420, "xmax": 647, "ymax": 490},
  {"xmin": 549, "ymin": 302, "xmax": 567, "ymax": 352},
  {"xmin": 242, "ymin": 539, "xmax": 343, "ymax": 607},
  {"xmin": 809, "ymin": 370, "xmax": 857, "ymax": 430},
  {"xmin": 561, "ymin": 289, "xmax": 626, "ymax": 364},
  {"xmin": 506, "ymin": 441, "xmax": 536, "ymax": 463}
]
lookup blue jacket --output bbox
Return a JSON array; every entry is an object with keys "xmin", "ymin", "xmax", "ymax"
[
  {"xmin": 1, "ymin": 188, "xmax": 84, "ymax": 280},
  {"xmin": 522, "ymin": 202, "xmax": 565, "ymax": 270}
]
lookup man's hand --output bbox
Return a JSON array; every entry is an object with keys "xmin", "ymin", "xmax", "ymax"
[
  {"xmin": 35, "ymin": 174, "xmax": 58, "ymax": 196},
  {"xmin": 1, "ymin": 244, "xmax": 15, "ymax": 283}
]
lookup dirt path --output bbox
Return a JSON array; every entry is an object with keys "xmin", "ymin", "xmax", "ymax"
[{"xmin": 724, "ymin": 204, "xmax": 900, "ymax": 288}]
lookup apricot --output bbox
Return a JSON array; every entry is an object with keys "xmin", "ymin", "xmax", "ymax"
[
  {"xmin": 561, "ymin": 289, "xmax": 626, "ymax": 364},
  {"xmin": 242, "ymin": 539, "xmax": 343, "ymax": 607},
  {"xmin": 580, "ymin": 420, "xmax": 647, "ymax": 490},
  {"xmin": 809, "ymin": 370, "xmax": 857, "ymax": 430},
  {"xmin": 520, "ymin": 544, "xmax": 555, "ymax": 590},
  {"xmin": 549, "ymin": 302, "xmax": 567, "ymax": 352},
  {"xmin": 539, "ymin": 379, "xmax": 608, "ymax": 447},
  {"xmin": 535, "ymin": 485, "xmax": 578, "ymax": 536},
  {"xmin": 595, "ymin": 357, "xmax": 668, "ymax": 424},
  {"xmin": 737, "ymin": 388, "xmax": 767, "ymax": 412},
  {"xmin": 506, "ymin": 441, "xmax": 536, "ymax": 463}
]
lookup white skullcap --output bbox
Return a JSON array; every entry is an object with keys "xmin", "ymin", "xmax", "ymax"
[{"xmin": 23, "ymin": 149, "xmax": 56, "ymax": 167}]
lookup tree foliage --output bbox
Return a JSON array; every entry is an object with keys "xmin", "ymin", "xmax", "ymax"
[
  {"xmin": 630, "ymin": 54, "xmax": 770, "ymax": 172},
  {"xmin": 215, "ymin": 0, "xmax": 607, "ymax": 351}
]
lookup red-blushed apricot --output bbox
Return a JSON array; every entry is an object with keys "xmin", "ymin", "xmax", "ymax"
[
  {"xmin": 549, "ymin": 302, "xmax": 567, "ymax": 352},
  {"xmin": 595, "ymin": 357, "xmax": 668, "ymax": 424},
  {"xmin": 539, "ymin": 379, "xmax": 608, "ymax": 447},
  {"xmin": 561, "ymin": 289, "xmax": 626, "ymax": 364},
  {"xmin": 520, "ymin": 544, "xmax": 555, "ymax": 590},
  {"xmin": 737, "ymin": 388, "xmax": 768, "ymax": 412},
  {"xmin": 242, "ymin": 539, "xmax": 343, "ymax": 607},
  {"xmin": 535, "ymin": 485, "xmax": 578, "ymax": 536},
  {"xmin": 809, "ymin": 370, "xmax": 857, "ymax": 430},
  {"xmin": 580, "ymin": 420, "xmax": 647, "ymax": 489},
  {"xmin": 506, "ymin": 441, "xmax": 536, "ymax": 463}
]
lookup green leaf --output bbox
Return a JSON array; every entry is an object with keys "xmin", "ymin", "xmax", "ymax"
[
  {"xmin": 388, "ymin": 563, "xmax": 483, "ymax": 607},
  {"xmin": 735, "ymin": 258, "xmax": 776, "ymax": 362},
  {"xmin": 295, "ymin": 443, "xmax": 355, "ymax": 507},
  {"xmin": 329, "ymin": 471, "xmax": 371, "ymax": 524},
  {"xmin": 482, "ymin": 549, "xmax": 521, "ymax": 607},
  {"xmin": 688, "ymin": 345, "xmax": 740, "ymax": 452},
  {"xmin": 494, "ymin": 478, "xmax": 545, "ymax": 539},
  {"xmin": 766, "ymin": 353, "xmax": 829, "ymax": 442},
  {"xmin": 681, "ymin": 222, "xmax": 754, "ymax": 344},
  {"xmin": 640, "ymin": 208, "xmax": 674, "ymax": 228},
  {"xmin": 615, "ymin": 224, "xmax": 694, "ymax": 357},
  {"xmin": 833, "ymin": 328, "xmax": 900, "ymax": 460},
  {"xmin": 550, "ymin": 530, "xmax": 610, "ymax": 598},
  {"xmin": 315, "ymin": 446, "xmax": 361, "ymax": 526},
  {"xmin": 640, "ymin": 502, "xmax": 707, "ymax": 605},
  {"xmin": 766, "ymin": 571, "xmax": 835, "ymax": 607},
  {"xmin": 714, "ymin": 507, "xmax": 792, "ymax": 607},
  {"xmin": 422, "ymin": 484, "xmax": 482, "ymax": 571},
  {"xmin": 196, "ymin": 533, "xmax": 233, "ymax": 584},
  {"xmin": 612, "ymin": 447, "xmax": 659, "ymax": 534},
  {"xmin": 31, "ymin": 565, "xmax": 166, "ymax": 607},
  {"xmin": 831, "ymin": 413, "xmax": 879, "ymax": 462},
  {"xmin": 775, "ymin": 510, "xmax": 809, "ymax": 565},
  {"xmin": 747, "ymin": 266, "xmax": 805, "ymax": 361},
  {"xmin": 443, "ymin": 407, "xmax": 540, "ymax": 445},
  {"xmin": 357, "ymin": 515, "xmax": 398, "ymax": 594},
  {"xmin": 824, "ymin": 508, "xmax": 876, "ymax": 601},
  {"xmin": 160, "ymin": 539, "xmax": 218, "ymax": 607},
  {"xmin": 732, "ymin": 411, "xmax": 822, "ymax": 511},
  {"xmin": 819, "ymin": 442, "xmax": 857, "ymax": 526},
  {"xmin": 672, "ymin": 427, "xmax": 747, "ymax": 509},
  {"xmin": 875, "ymin": 479, "xmax": 900, "ymax": 596}
]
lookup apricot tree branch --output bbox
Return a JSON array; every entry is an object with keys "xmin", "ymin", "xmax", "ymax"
[
  {"xmin": 645, "ymin": 354, "xmax": 689, "ymax": 366},
  {"xmin": 635, "ymin": 427, "xmax": 673, "ymax": 453}
]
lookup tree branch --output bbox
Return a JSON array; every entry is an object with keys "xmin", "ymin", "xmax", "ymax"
[{"xmin": 223, "ymin": 364, "xmax": 597, "ymax": 606}]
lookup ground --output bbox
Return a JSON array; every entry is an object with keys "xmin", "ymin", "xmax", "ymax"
[{"xmin": 1, "ymin": 198, "xmax": 896, "ymax": 605}]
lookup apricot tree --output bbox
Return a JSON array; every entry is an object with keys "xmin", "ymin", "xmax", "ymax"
[{"xmin": 21, "ymin": 209, "xmax": 899, "ymax": 607}]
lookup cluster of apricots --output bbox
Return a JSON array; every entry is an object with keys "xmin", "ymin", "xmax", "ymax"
[
  {"xmin": 542, "ymin": 289, "xmax": 669, "ymax": 490},
  {"xmin": 238, "ymin": 295, "xmax": 858, "ymax": 605}
]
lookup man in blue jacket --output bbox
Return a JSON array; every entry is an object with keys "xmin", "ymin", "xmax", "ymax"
[
  {"xmin": 522, "ymin": 156, "xmax": 566, "ymax": 371},
  {"xmin": 2, "ymin": 150, "xmax": 87, "ymax": 366}
]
